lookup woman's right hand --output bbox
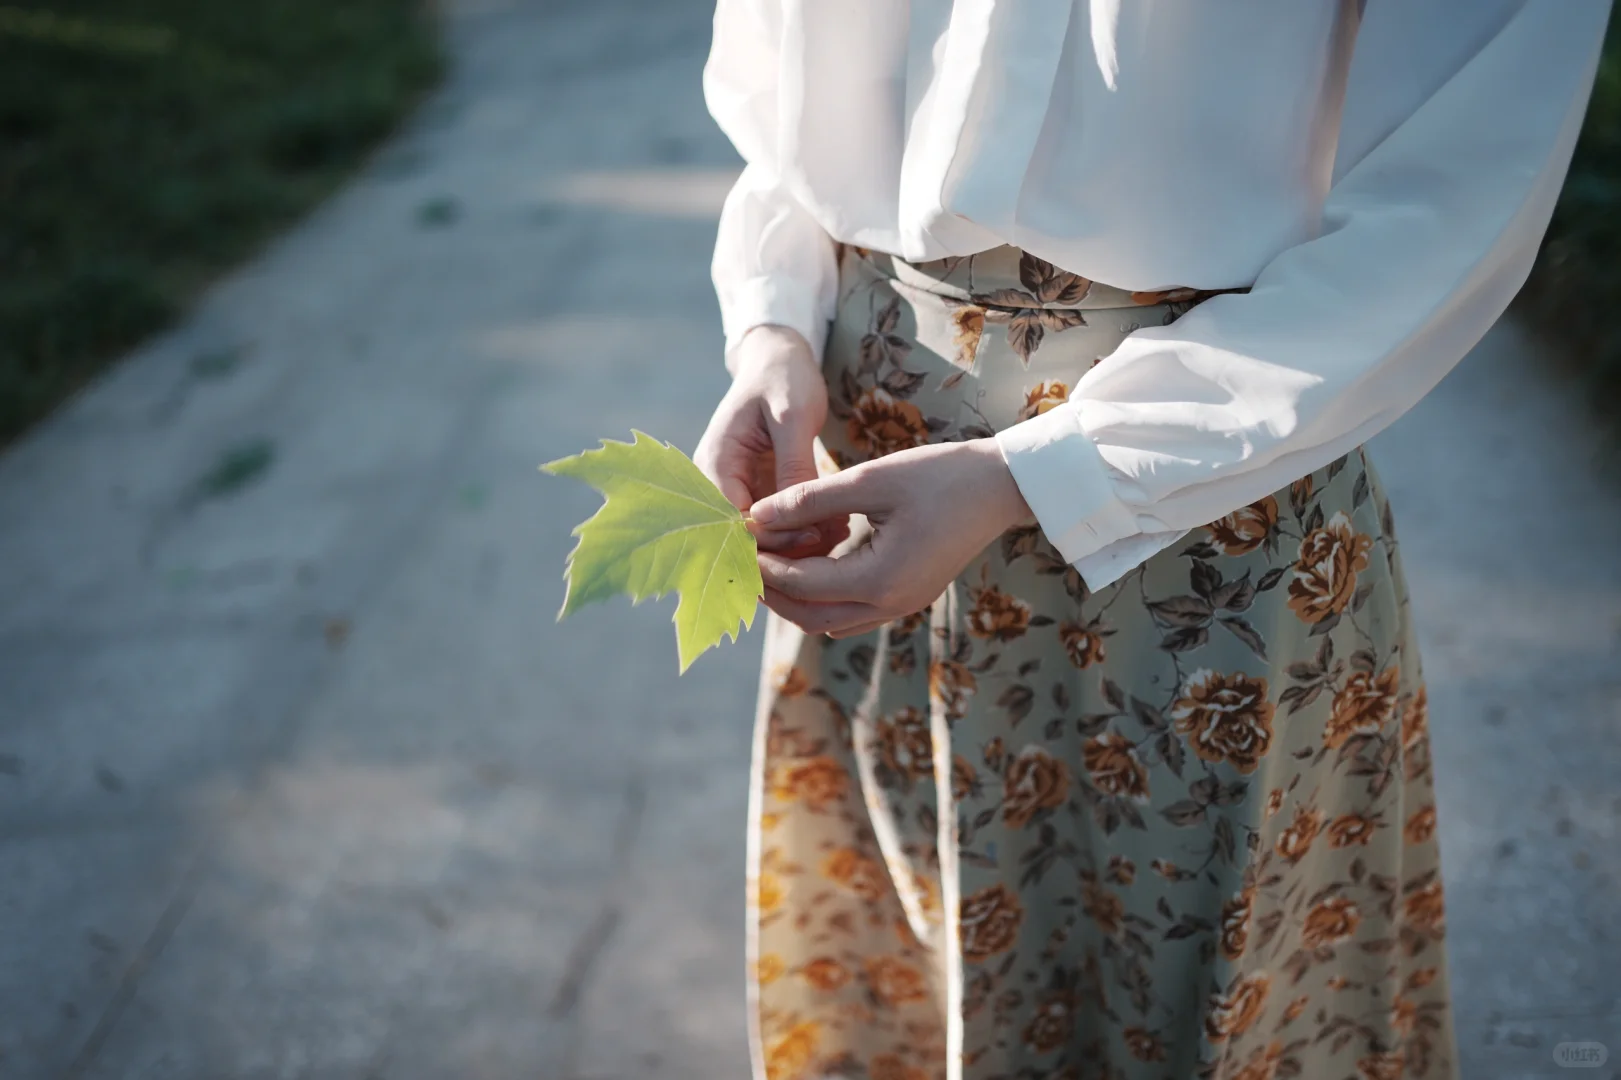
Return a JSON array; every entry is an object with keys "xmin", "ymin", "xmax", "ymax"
[{"xmin": 695, "ymin": 325, "xmax": 848, "ymax": 556}]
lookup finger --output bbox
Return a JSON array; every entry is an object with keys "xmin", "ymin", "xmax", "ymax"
[
  {"xmin": 771, "ymin": 414, "xmax": 821, "ymax": 494},
  {"xmin": 759, "ymin": 543, "xmax": 885, "ymax": 604},
  {"xmin": 761, "ymin": 587, "xmax": 879, "ymax": 636},
  {"xmin": 813, "ymin": 517, "xmax": 852, "ymax": 553},
  {"xmin": 694, "ymin": 441, "xmax": 756, "ymax": 512},
  {"xmin": 717, "ymin": 475, "xmax": 754, "ymax": 512},
  {"xmin": 749, "ymin": 466, "xmax": 885, "ymax": 531},
  {"xmin": 754, "ymin": 528, "xmax": 823, "ymax": 554},
  {"xmin": 747, "ymin": 515, "xmax": 850, "ymax": 548},
  {"xmin": 745, "ymin": 447, "xmax": 776, "ymax": 509},
  {"xmin": 755, "ymin": 523, "xmax": 849, "ymax": 561}
]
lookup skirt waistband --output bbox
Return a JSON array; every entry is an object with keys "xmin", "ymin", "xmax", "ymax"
[{"xmin": 844, "ymin": 243, "xmax": 1245, "ymax": 312}]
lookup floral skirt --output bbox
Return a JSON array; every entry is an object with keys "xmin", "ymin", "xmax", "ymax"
[{"xmin": 747, "ymin": 246, "xmax": 1458, "ymax": 1080}]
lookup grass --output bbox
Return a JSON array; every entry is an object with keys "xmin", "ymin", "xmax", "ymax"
[
  {"xmin": 1520, "ymin": 16, "xmax": 1621, "ymax": 417},
  {"xmin": 0, "ymin": 1, "xmax": 443, "ymax": 444}
]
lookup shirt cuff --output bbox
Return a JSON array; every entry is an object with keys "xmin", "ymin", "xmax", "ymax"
[
  {"xmin": 994, "ymin": 403, "xmax": 1145, "ymax": 588},
  {"xmin": 1072, "ymin": 529, "xmax": 1191, "ymax": 592},
  {"xmin": 720, "ymin": 275, "xmax": 832, "ymax": 373}
]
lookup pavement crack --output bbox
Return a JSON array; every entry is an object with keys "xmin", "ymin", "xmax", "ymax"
[
  {"xmin": 547, "ymin": 904, "xmax": 621, "ymax": 1019},
  {"xmin": 60, "ymin": 848, "xmax": 210, "ymax": 1079},
  {"xmin": 547, "ymin": 771, "xmax": 646, "ymax": 1020}
]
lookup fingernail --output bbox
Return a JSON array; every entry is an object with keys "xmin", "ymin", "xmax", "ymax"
[
  {"xmin": 792, "ymin": 530, "xmax": 819, "ymax": 548},
  {"xmin": 748, "ymin": 500, "xmax": 776, "ymax": 525}
]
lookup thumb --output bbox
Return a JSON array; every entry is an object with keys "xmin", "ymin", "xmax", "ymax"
[
  {"xmin": 693, "ymin": 436, "xmax": 756, "ymax": 512},
  {"xmin": 750, "ymin": 465, "xmax": 879, "ymax": 531},
  {"xmin": 770, "ymin": 416, "xmax": 821, "ymax": 494},
  {"xmin": 715, "ymin": 474, "xmax": 754, "ymax": 514}
]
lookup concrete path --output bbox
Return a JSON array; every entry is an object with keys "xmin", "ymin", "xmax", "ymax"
[{"xmin": 0, "ymin": 1, "xmax": 1616, "ymax": 1076}]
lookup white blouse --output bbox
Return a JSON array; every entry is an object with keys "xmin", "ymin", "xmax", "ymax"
[{"xmin": 704, "ymin": 0, "xmax": 1610, "ymax": 590}]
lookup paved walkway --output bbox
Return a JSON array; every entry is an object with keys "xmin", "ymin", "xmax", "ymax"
[{"xmin": 1, "ymin": 1, "xmax": 1617, "ymax": 1076}]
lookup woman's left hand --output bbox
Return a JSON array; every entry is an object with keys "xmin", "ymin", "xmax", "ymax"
[{"xmin": 749, "ymin": 439, "xmax": 1036, "ymax": 637}]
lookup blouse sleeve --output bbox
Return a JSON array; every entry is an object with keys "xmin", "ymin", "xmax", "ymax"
[
  {"xmin": 704, "ymin": 0, "xmax": 839, "ymax": 370},
  {"xmin": 995, "ymin": 0, "xmax": 1610, "ymax": 591}
]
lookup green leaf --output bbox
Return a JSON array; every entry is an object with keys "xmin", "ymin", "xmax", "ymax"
[{"xmin": 541, "ymin": 431, "xmax": 762, "ymax": 672}]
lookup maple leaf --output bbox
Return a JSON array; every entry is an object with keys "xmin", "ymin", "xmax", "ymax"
[{"xmin": 541, "ymin": 431, "xmax": 762, "ymax": 672}]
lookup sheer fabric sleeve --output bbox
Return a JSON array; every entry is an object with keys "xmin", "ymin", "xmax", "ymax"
[
  {"xmin": 704, "ymin": 0, "xmax": 839, "ymax": 370},
  {"xmin": 994, "ymin": 0, "xmax": 1610, "ymax": 590}
]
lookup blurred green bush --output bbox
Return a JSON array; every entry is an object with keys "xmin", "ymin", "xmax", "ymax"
[
  {"xmin": 1522, "ymin": 16, "xmax": 1621, "ymax": 411},
  {"xmin": 0, "ymin": 1, "xmax": 442, "ymax": 444}
]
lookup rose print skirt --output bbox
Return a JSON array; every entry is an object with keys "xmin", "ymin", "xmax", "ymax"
[{"xmin": 747, "ymin": 245, "xmax": 1458, "ymax": 1080}]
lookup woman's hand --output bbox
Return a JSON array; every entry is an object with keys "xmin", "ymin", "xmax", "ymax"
[
  {"xmin": 694, "ymin": 325, "xmax": 848, "ymax": 556},
  {"xmin": 750, "ymin": 439, "xmax": 1037, "ymax": 637}
]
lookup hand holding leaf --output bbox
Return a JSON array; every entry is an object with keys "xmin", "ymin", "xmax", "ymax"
[{"xmin": 542, "ymin": 431, "xmax": 763, "ymax": 672}]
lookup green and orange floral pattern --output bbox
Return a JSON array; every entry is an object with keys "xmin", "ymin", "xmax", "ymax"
[{"xmin": 747, "ymin": 246, "xmax": 1456, "ymax": 1080}]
